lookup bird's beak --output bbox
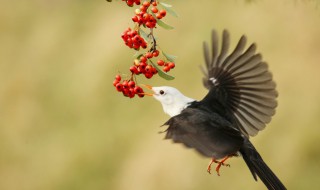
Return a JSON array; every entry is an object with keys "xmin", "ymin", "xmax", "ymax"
[{"xmin": 140, "ymin": 84, "xmax": 154, "ymax": 96}]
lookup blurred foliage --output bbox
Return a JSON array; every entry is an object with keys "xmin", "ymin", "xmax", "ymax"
[{"xmin": 1, "ymin": 0, "xmax": 320, "ymax": 190}]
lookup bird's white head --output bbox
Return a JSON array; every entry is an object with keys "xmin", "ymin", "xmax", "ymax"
[{"xmin": 147, "ymin": 86, "xmax": 195, "ymax": 117}]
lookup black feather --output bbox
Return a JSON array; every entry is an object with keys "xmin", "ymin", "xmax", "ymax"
[
  {"xmin": 240, "ymin": 139, "xmax": 286, "ymax": 190},
  {"xmin": 202, "ymin": 30, "xmax": 278, "ymax": 137}
]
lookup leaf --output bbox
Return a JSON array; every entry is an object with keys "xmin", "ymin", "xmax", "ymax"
[
  {"xmin": 159, "ymin": 2, "xmax": 172, "ymax": 7},
  {"xmin": 149, "ymin": 60, "xmax": 175, "ymax": 80},
  {"xmin": 157, "ymin": 69, "xmax": 175, "ymax": 80},
  {"xmin": 159, "ymin": 3, "xmax": 178, "ymax": 17},
  {"xmin": 139, "ymin": 28, "xmax": 149, "ymax": 42},
  {"xmin": 156, "ymin": 19, "xmax": 174, "ymax": 30},
  {"xmin": 162, "ymin": 51, "xmax": 177, "ymax": 62},
  {"xmin": 150, "ymin": 12, "xmax": 174, "ymax": 30}
]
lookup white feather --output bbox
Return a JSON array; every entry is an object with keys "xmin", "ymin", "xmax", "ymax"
[{"xmin": 152, "ymin": 86, "xmax": 195, "ymax": 117}]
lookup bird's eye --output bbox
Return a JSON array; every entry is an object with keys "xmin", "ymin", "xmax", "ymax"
[{"xmin": 159, "ymin": 90, "xmax": 165, "ymax": 95}]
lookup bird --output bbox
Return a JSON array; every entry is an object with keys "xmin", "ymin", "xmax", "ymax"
[{"xmin": 143, "ymin": 29, "xmax": 286, "ymax": 190}]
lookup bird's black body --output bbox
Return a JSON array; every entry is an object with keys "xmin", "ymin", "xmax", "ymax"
[
  {"xmin": 164, "ymin": 104, "xmax": 244, "ymax": 159},
  {"xmin": 162, "ymin": 30, "xmax": 286, "ymax": 190},
  {"xmin": 164, "ymin": 101, "xmax": 286, "ymax": 190}
]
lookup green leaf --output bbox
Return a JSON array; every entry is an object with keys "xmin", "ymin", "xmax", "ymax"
[
  {"xmin": 139, "ymin": 28, "xmax": 149, "ymax": 42},
  {"xmin": 159, "ymin": 2, "xmax": 172, "ymax": 7},
  {"xmin": 150, "ymin": 12, "xmax": 174, "ymax": 30},
  {"xmin": 149, "ymin": 60, "xmax": 175, "ymax": 80},
  {"xmin": 162, "ymin": 51, "xmax": 177, "ymax": 62},
  {"xmin": 156, "ymin": 19, "xmax": 174, "ymax": 30},
  {"xmin": 158, "ymin": 69, "xmax": 175, "ymax": 80},
  {"xmin": 159, "ymin": 3, "xmax": 178, "ymax": 17}
]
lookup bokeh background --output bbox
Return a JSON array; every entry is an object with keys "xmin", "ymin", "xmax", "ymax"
[{"xmin": 1, "ymin": 0, "xmax": 320, "ymax": 189}]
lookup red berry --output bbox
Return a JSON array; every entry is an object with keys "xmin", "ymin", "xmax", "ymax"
[
  {"xmin": 128, "ymin": 81, "xmax": 136, "ymax": 88},
  {"xmin": 140, "ymin": 5, "xmax": 147, "ymax": 12},
  {"xmin": 163, "ymin": 66, "xmax": 170, "ymax": 72},
  {"xmin": 145, "ymin": 64, "xmax": 153, "ymax": 72},
  {"xmin": 122, "ymin": 80, "xmax": 129, "ymax": 88},
  {"xmin": 132, "ymin": 15, "xmax": 138, "ymax": 22},
  {"xmin": 132, "ymin": 30, "xmax": 138, "ymax": 36},
  {"xmin": 127, "ymin": 0, "xmax": 134, "ymax": 7},
  {"xmin": 139, "ymin": 62, "xmax": 147, "ymax": 73},
  {"xmin": 151, "ymin": 1, "xmax": 157, "ymax": 6},
  {"xmin": 145, "ymin": 22, "xmax": 153, "ymax": 28},
  {"xmin": 149, "ymin": 16, "xmax": 156, "ymax": 23},
  {"xmin": 142, "ymin": 1, "xmax": 150, "ymax": 7},
  {"xmin": 151, "ymin": 7, "xmax": 158, "ymax": 13},
  {"xmin": 152, "ymin": 50, "xmax": 159, "ymax": 57},
  {"xmin": 115, "ymin": 83, "xmax": 123, "ymax": 92},
  {"xmin": 134, "ymin": 86, "xmax": 143, "ymax": 94},
  {"xmin": 113, "ymin": 79, "xmax": 119, "ymax": 87},
  {"xmin": 133, "ymin": 44, "xmax": 140, "ymax": 50},
  {"xmin": 157, "ymin": 59, "xmax": 165, "ymax": 66},
  {"xmin": 159, "ymin": 10, "xmax": 166, "ymax": 17},
  {"xmin": 127, "ymin": 31, "xmax": 133, "ymax": 38},
  {"xmin": 141, "ymin": 42, "xmax": 147, "ymax": 49},
  {"xmin": 130, "ymin": 66, "xmax": 140, "ymax": 74},
  {"xmin": 168, "ymin": 62, "xmax": 175, "ymax": 69},
  {"xmin": 151, "ymin": 67, "xmax": 158, "ymax": 74},
  {"xmin": 143, "ymin": 13, "xmax": 150, "ymax": 22},
  {"xmin": 127, "ymin": 38, "xmax": 132, "ymax": 44},
  {"xmin": 132, "ymin": 35, "xmax": 140, "ymax": 43},
  {"xmin": 140, "ymin": 56, "xmax": 147, "ymax": 63},
  {"xmin": 135, "ymin": 0, "xmax": 141, "ymax": 5},
  {"xmin": 135, "ymin": 86, "xmax": 145, "ymax": 97},
  {"xmin": 122, "ymin": 89, "xmax": 130, "ymax": 97},
  {"xmin": 137, "ymin": 16, "xmax": 144, "ymax": 24},
  {"xmin": 115, "ymin": 74, "xmax": 121, "ymax": 81},
  {"xmin": 156, "ymin": 13, "xmax": 162, "ymax": 19},
  {"xmin": 129, "ymin": 88, "xmax": 135, "ymax": 98},
  {"xmin": 138, "ymin": 93, "xmax": 145, "ymax": 98},
  {"xmin": 145, "ymin": 52, "xmax": 153, "ymax": 59},
  {"xmin": 144, "ymin": 72, "xmax": 153, "ymax": 79},
  {"xmin": 121, "ymin": 34, "xmax": 127, "ymax": 40}
]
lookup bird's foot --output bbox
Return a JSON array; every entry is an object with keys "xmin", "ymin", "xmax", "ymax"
[{"xmin": 207, "ymin": 156, "xmax": 231, "ymax": 176}]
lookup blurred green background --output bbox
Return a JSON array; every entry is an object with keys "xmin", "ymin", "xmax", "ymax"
[{"xmin": 1, "ymin": 0, "xmax": 320, "ymax": 189}]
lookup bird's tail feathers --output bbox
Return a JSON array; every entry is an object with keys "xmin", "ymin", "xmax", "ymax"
[{"xmin": 239, "ymin": 140, "xmax": 286, "ymax": 190}]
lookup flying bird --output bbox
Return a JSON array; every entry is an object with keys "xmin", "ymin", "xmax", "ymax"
[{"xmin": 144, "ymin": 29, "xmax": 286, "ymax": 190}]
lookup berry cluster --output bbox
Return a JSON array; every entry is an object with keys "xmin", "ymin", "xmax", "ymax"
[
  {"xmin": 112, "ymin": 0, "xmax": 176, "ymax": 99},
  {"xmin": 122, "ymin": 0, "xmax": 141, "ymax": 6},
  {"xmin": 132, "ymin": 1, "xmax": 166, "ymax": 28},
  {"xmin": 113, "ymin": 75, "xmax": 145, "ymax": 98},
  {"xmin": 121, "ymin": 28, "xmax": 147, "ymax": 50},
  {"xmin": 130, "ymin": 53, "xmax": 158, "ymax": 79}
]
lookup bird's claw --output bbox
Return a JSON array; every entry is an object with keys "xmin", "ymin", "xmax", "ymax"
[
  {"xmin": 207, "ymin": 156, "xmax": 231, "ymax": 176},
  {"xmin": 207, "ymin": 165, "xmax": 212, "ymax": 174}
]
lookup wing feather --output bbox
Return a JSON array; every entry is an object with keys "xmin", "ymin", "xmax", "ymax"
[{"xmin": 202, "ymin": 30, "xmax": 278, "ymax": 137}]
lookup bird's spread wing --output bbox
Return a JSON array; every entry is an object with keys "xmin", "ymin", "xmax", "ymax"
[
  {"xmin": 201, "ymin": 30, "xmax": 278, "ymax": 137},
  {"xmin": 163, "ymin": 108, "xmax": 244, "ymax": 159}
]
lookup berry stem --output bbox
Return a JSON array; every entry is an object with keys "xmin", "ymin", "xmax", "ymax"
[{"xmin": 148, "ymin": 28, "xmax": 157, "ymax": 52}]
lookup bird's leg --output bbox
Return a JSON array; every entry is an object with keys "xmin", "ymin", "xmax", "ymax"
[
  {"xmin": 215, "ymin": 156, "xmax": 231, "ymax": 176},
  {"xmin": 207, "ymin": 156, "xmax": 231, "ymax": 176},
  {"xmin": 207, "ymin": 158, "xmax": 215, "ymax": 174}
]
